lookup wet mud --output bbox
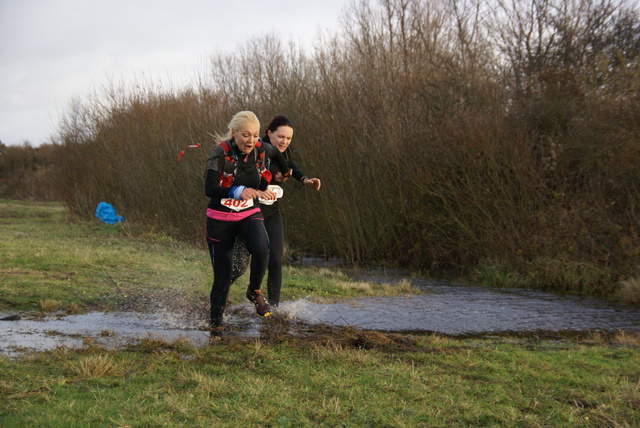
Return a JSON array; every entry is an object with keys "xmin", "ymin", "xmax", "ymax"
[{"xmin": 1, "ymin": 276, "xmax": 638, "ymax": 356}]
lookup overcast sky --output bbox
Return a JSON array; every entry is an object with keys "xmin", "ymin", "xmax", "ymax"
[{"xmin": 0, "ymin": 0, "xmax": 349, "ymax": 146}]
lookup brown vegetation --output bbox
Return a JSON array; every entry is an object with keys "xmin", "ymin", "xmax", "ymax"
[
  {"xmin": 0, "ymin": 143, "xmax": 59, "ymax": 201},
  {"xmin": 1, "ymin": 0, "xmax": 638, "ymax": 298}
]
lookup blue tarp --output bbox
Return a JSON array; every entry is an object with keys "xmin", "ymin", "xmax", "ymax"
[{"xmin": 95, "ymin": 202, "xmax": 125, "ymax": 225}]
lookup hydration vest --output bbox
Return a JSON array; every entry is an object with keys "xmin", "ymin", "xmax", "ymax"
[{"xmin": 216, "ymin": 140, "xmax": 273, "ymax": 188}]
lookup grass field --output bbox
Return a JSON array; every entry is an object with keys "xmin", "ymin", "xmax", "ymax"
[{"xmin": 1, "ymin": 200, "xmax": 639, "ymax": 427}]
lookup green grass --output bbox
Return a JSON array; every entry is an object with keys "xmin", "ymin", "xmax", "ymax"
[
  {"xmin": 0, "ymin": 200, "xmax": 210, "ymax": 312},
  {"xmin": 0, "ymin": 200, "xmax": 416, "ymax": 313},
  {"xmin": 1, "ymin": 333, "xmax": 639, "ymax": 426},
  {"xmin": 1, "ymin": 200, "xmax": 639, "ymax": 427}
]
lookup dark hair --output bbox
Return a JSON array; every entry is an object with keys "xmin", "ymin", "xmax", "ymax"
[{"xmin": 265, "ymin": 115, "xmax": 294, "ymax": 137}]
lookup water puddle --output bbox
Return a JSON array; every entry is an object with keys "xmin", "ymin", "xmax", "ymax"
[
  {"xmin": 292, "ymin": 280, "xmax": 640, "ymax": 335},
  {"xmin": 0, "ymin": 312, "xmax": 211, "ymax": 356},
  {"xmin": 1, "ymin": 277, "xmax": 638, "ymax": 356}
]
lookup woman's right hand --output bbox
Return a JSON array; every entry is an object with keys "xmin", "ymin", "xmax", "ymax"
[
  {"xmin": 240, "ymin": 187, "xmax": 276, "ymax": 201},
  {"xmin": 240, "ymin": 188, "xmax": 259, "ymax": 200}
]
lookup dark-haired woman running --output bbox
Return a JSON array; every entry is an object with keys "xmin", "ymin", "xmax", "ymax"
[{"xmin": 231, "ymin": 115, "xmax": 321, "ymax": 307}]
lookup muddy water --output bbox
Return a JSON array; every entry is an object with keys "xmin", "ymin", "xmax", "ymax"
[
  {"xmin": 0, "ymin": 311, "xmax": 212, "ymax": 356},
  {"xmin": 1, "ymin": 275, "xmax": 639, "ymax": 355},
  {"xmin": 291, "ymin": 278, "xmax": 640, "ymax": 335}
]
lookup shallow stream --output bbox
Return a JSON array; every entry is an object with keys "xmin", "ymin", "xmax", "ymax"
[{"xmin": 1, "ymin": 274, "xmax": 638, "ymax": 356}]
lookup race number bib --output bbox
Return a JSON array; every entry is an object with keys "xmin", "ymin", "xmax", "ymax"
[
  {"xmin": 258, "ymin": 185, "xmax": 284, "ymax": 205},
  {"xmin": 220, "ymin": 198, "xmax": 254, "ymax": 211}
]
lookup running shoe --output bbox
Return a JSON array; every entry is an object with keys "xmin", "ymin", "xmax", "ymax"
[
  {"xmin": 246, "ymin": 288, "xmax": 272, "ymax": 317},
  {"xmin": 210, "ymin": 326, "xmax": 224, "ymax": 338}
]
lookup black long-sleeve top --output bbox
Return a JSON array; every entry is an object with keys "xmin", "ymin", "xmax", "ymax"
[
  {"xmin": 205, "ymin": 139, "xmax": 288, "ymax": 214},
  {"xmin": 259, "ymin": 137, "xmax": 310, "ymax": 217}
]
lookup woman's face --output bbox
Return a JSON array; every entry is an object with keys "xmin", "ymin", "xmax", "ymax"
[
  {"xmin": 268, "ymin": 126, "xmax": 293, "ymax": 153},
  {"xmin": 231, "ymin": 122, "xmax": 260, "ymax": 154}
]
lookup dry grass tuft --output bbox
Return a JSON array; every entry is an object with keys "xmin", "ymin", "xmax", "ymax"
[
  {"xmin": 611, "ymin": 331, "xmax": 640, "ymax": 347},
  {"xmin": 335, "ymin": 278, "xmax": 421, "ymax": 297},
  {"xmin": 415, "ymin": 333, "xmax": 452, "ymax": 348},
  {"xmin": 337, "ymin": 280, "xmax": 373, "ymax": 294},
  {"xmin": 65, "ymin": 302, "xmax": 80, "ymax": 315},
  {"xmin": 315, "ymin": 267, "xmax": 348, "ymax": 279},
  {"xmin": 71, "ymin": 354, "xmax": 117, "ymax": 378},
  {"xmin": 39, "ymin": 299, "xmax": 60, "ymax": 313}
]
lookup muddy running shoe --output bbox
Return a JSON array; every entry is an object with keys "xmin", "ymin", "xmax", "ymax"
[
  {"xmin": 210, "ymin": 305, "xmax": 225, "ymax": 338},
  {"xmin": 210, "ymin": 326, "xmax": 224, "ymax": 339},
  {"xmin": 246, "ymin": 288, "xmax": 272, "ymax": 317}
]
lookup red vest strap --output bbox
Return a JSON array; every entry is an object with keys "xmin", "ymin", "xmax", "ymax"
[{"xmin": 219, "ymin": 141, "xmax": 231, "ymax": 152}]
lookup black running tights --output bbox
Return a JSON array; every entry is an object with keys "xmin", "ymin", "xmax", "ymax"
[{"xmin": 206, "ymin": 213, "xmax": 269, "ymax": 323}]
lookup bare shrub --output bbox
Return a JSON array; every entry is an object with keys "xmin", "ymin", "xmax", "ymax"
[
  {"xmin": 0, "ymin": 143, "xmax": 61, "ymax": 201},
  {"xmin": 49, "ymin": 0, "xmax": 640, "ymax": 297},
  {"xmin": 54, "ymin": 82, "xmax": 230, "ymax": 243}
]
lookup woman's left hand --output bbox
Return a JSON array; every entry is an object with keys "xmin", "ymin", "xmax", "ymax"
[
  {"xmin": 304, "ymin": 178, "xmax": 321, "ymax": 191},
  {"xmin": 258, "ymin": 188, "xmax": 277, "ymax": 201}
]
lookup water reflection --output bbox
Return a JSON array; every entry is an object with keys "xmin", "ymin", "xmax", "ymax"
[{"xmin": 286, "ymin": 279, "xmax": 640, "ymax": 335}]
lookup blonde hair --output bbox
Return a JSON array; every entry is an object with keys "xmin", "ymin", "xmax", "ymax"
[{"xmin": 217, "ymin": 111, "xmax": 260, "ymax": 141}]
